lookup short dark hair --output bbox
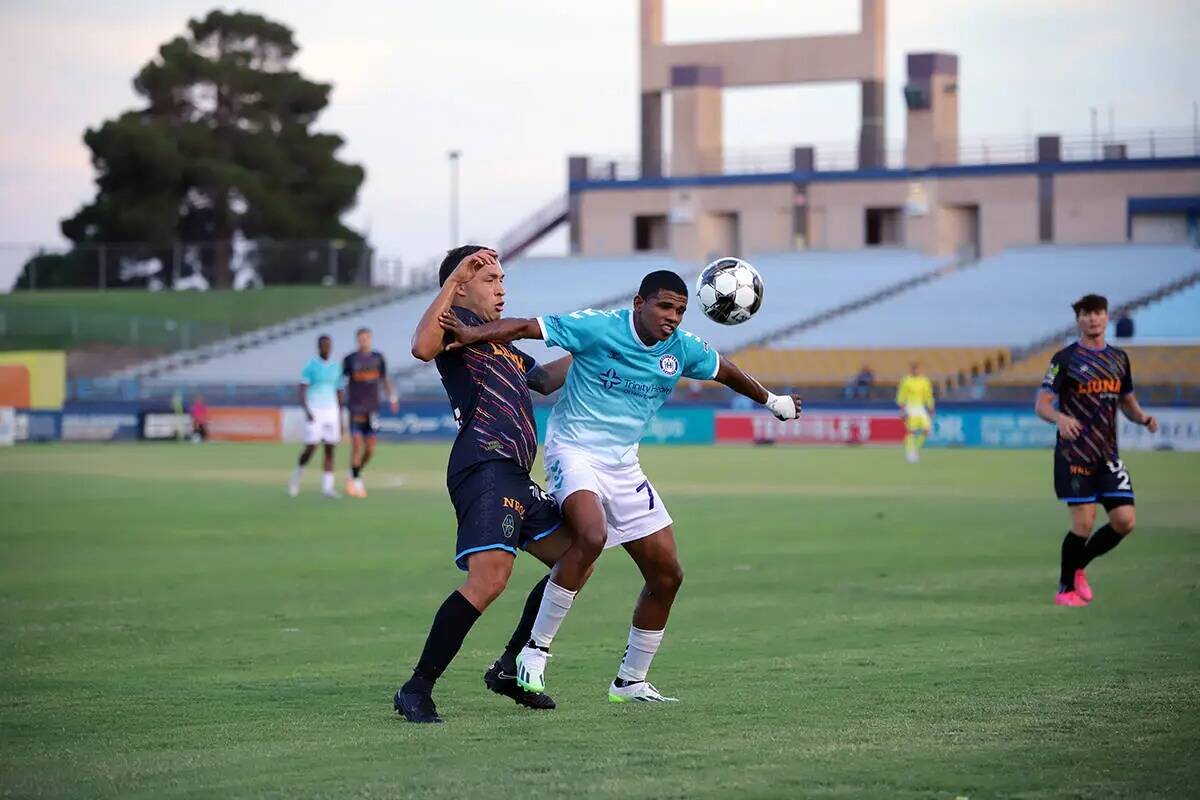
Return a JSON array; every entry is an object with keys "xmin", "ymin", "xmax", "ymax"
[
  {"xmin": 1072, "ymin": 294, "xmax": 1108, "ymax": 315},
  {"xmin": 439, "ymin": 244, "xmax": 489, "ymax": 286},
  {"xmin": 317, "ymin": 334, "xmax": 331, "ymax": 343},
  {"xmin": 638, "ymin": 270, "xmax": 688, "ymax": 301},
  {"xmin": 356, "ymin": 327, "xmax": 371, "ymax": 336}
]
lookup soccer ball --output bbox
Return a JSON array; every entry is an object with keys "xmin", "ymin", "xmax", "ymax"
[{"xmin": 695, "ymin": 257, "xmax": 763, "ymax": 325}]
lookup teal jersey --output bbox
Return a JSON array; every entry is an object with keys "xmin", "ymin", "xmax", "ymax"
[
  {"xmin": 300, "ymin": 356, "xmax": 343, "ymax": 409},
  {"xmin": 537, "ymin": 308, "xmax": 720, "ymax": 465}
]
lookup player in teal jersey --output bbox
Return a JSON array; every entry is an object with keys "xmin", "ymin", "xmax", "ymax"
[
  {"xmin": 289, "ymin": 334, "xmax": 346, "ymax": 498},
  {"xmin": 441, "ymin": 270, "xmax": 801, "ymax": 702}
]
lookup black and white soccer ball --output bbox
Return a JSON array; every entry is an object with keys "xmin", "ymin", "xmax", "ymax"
[{"xmin": 695, "ymin": 257, "xmax": 763, "ymax": 325}]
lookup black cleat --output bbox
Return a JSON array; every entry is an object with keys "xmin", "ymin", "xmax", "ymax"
[
  {"xmin": 484, "ymin": 660, "xmax": 556, "ymax": 709},
  {"xmin": 394, "ymin": 684, "xmax": 443, "ymax": 723}
]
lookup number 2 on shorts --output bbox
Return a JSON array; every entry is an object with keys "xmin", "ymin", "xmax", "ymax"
[{"xmin": 635, "ymin": 479, "xmax": 655, "ymax": 510}]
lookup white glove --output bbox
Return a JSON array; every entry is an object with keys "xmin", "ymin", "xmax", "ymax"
[{"xmin": 764, "ymin": 392, "xmax": 799, "ymax": 421}]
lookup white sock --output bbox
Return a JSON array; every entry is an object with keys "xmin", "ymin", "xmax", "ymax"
[
  {"xmin": 291, "ymin": 466, "xmax": 303, "ymax": 485},
  {"xmin": 529, "ymin": 580, "xmax": 576, "ymax": 649},
  {"xmin": 322, "ymin": 471, "xmax": 334, "ymax": 492},
  {"xmin": 616, "ymin": 626, "xmax": 664, "ymax": 683}
]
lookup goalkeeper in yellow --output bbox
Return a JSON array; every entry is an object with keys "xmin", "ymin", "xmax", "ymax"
[{"xmin": 896, "ymin": 361, "xmax": 934, "ymax": 463}]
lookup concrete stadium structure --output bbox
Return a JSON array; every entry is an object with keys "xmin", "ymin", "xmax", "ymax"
[{"xmin": 564, "ymin": 0, "xmax": 1200, "ymax": 263}]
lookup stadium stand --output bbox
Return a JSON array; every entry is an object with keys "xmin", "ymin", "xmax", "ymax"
[
  {"xmin": 1121, "ymin": 282, "xmax": 1200, "ymax": 338},
  {"xmin": 730, "ymin": 346, "xmax": 1009, "ymax": 390},
  {"xmin": 779, "ymin": 245, "xmax": 1200, "ymax": 348},
  {"xmin": 991, "ymin": 344, "xmax": 1200, "ymax": 387}
]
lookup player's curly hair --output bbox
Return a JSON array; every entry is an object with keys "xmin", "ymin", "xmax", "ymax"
[
  {"xmin": 638, "ymin": 270, "xmax": 688, "ymax": 300},
  {"xmin": 438, "ymin": 245, "xmax": 491, "ymax": 286}
]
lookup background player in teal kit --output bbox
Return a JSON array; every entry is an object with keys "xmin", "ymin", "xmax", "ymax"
[
  {"xmin": 288, "ymin": 334, "xmax": 344, "ymax": 499},
  {"xmin": 441, "ymin": 270, "xmax": 802, "ymax": 703}
]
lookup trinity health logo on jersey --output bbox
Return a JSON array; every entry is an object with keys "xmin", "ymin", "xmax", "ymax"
[
  {"xmin": 658, "ymin": 354, "xmax": 679, "ymax": 376},
  {"xmin": 599, "ymin": 368, "xmax": 622, "ymax": 390}
]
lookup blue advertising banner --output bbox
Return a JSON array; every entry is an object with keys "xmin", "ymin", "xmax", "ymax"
[
  {"xmin": 61, "ymin": 411, "xmax": 141, "ymax": 441},
  {"xmin": 927, "ymin": 408, "xmax": 1056, "ymax": 449},
  {"xmin": 15, "ymin": 410, "xmax": 61, "ymax": 442},
  {"xmin": 374, "ymin": 404, "xmax": 459, "ymax": 441}
]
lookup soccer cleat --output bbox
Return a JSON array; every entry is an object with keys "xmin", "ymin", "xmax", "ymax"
[
  {"xmin": 607, "ymin": 680, "xmax": 679, "ymax": 703},
  {"xmin": 394, "ymin": 687, "xmax": 442, "ymax": 723},
  {"xmin": 1054, "ymin": 590, "xmax": 1089, "ymax": 607},
  {"xmin": 484, "ymin": 660, "xmax": 556, "ymax": 709},
  {"xmin": 321, "ymin": 488, "xmax": 342, "ymax": 500},
  {"xmin": 515, "ymin": 644, "xmax": 550, "ymax": 693},
  {"xmin": 354, "ymin": 478, "xmax": 367, "ymax": 498},
  {"xmin": 1074, "ymin": 569, "xmax": 1093, "ymax": 602},
  {"xmin": 287, "ymin": 481, "xmax": 300, "ymax": 497}
]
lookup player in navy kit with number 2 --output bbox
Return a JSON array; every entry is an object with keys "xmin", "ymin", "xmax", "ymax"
[
  {"xmin": 341, "ymin": 328, "xmax": 398, "ymax": 498},
  {"xmin": 1035, "ymin": 294, "xmax": 1158, "ymax": 607},
  {"xmin": 395, "ymin": 245, "xmax": 575, "ymax": 723}
]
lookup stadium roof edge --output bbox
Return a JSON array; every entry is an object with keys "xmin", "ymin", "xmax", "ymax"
[{"xmin": 569, "ymin": 156, "xmax": 1200, "ymax": 193}]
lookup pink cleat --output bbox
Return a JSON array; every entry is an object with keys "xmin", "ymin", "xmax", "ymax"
[
  {"xmin": 1055, "ymin": 590, "xmax": 1089, "ymax": 607},
  {"xmin": 1074, "ymin": 570, "xmax": 1093, "ymax": 603}
]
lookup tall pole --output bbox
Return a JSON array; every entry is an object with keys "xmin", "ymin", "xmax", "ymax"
[{"xmin": 448, "ymin": 150, "xmax": 461, "ymax": 248}]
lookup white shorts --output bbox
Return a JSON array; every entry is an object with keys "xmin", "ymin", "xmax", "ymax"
[
  {"xmin": 544, "ymin": 444, "xmax": 672, "ymax": 549},
  {"xmin": 305, "ymin": 406, "xmax": 342, "ymax": 445}
]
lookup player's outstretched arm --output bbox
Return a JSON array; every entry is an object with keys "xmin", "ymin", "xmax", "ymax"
[
  {"xmin": 526, "ymin": 355, "xmax": 573, "ymax": 395},
  {"xmin": 1118, "ymin": 393, "xmax": 1158, "ymax": 433},
  {"xmin": 410, "ymin": 249, "xmax": 497, "ymax": 361},
  {"xmin": 713, "ymin": 355, "xmax": 802, "ymax": 420},
  {"xmin": 439, "ymin": 312, "xmax": 543, "ymax": 350}
]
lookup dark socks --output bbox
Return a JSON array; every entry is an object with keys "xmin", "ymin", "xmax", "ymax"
[
  {"xmin": 351, "ymin": 465, "xmax": 362, "ymax": 478},
  {"xmin": 408, "ymin": 591, "xmax": 481, "ymax": 690},
  {"xmin": 1059, "ymin": 532, "xmax": 1087, "ymax": 592},
  {"xmin": 1080, "ymin": 524, "xmax": 1124, "ymax": 568},
  {"xmin": 500, "ymin": 575, "xmax": 550, "ymax": 669}
]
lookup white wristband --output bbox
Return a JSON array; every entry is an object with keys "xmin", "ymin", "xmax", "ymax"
[{"xmin": 764, "ymin": 392, "xmax": 798, "ymax": 421}]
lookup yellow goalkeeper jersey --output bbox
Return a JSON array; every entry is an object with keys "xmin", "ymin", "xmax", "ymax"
[{"xmin": 896, "ymin": 375, "xmax": 934, "ymax": 411}]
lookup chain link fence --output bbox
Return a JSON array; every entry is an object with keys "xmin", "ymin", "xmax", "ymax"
[{"xmin": 12, "ymin": 238, "xmax": 374, "ymax": 291}]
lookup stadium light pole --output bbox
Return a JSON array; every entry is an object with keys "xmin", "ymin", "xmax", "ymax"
[{"xmin": 448, "ymin": 150, "xmax": 461, "ymax": 248}]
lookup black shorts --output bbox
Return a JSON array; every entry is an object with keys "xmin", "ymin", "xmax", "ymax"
[
  {"xmin": 448, "ymin": 460, "xmax": 563, "ymax": 571},
  {"xmin": 1054, "ymin": 452, "xmax": 1135, "ymax": 510},
  {"xmin": 349, "ymin": 412, "xmax": 380, "ymax": 437}
]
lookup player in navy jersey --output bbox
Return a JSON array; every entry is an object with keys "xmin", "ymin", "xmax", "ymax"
[
  {"xmin": 341, "ymin": 328, "xmax": 398, "ymax": 498},
  {"xmin": 1035, "ymin": 294, "xmax": 1158, "ymax": 607},
  {"xmin": 394, "ymin": 245, "xmax": 575, "ymax": 723}
]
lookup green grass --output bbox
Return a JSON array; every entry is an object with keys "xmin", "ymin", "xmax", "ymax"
[
  {"xmin": 1, "ymin": 444, "xmax": 1197, "ymax": 799},
  {"xmin": 0, "ymin": 287, "xmax": 373, "ymax": 351}
]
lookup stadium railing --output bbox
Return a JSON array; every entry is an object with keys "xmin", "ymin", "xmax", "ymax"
[{"xmin": 0, "ymin": 306, "xmax": 231, "ymax": 351}]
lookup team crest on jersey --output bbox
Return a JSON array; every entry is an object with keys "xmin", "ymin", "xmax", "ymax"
[
  {"xmin": 502, "ymin": 514, "xmax": 515, "ymax": 539},
  {"xmin": 658, "ymin": 354, "xmax": 679, "ymax": 376},
  {"xmin": 1043, "ymin": 363, "xmax": 1060, "ymax": 383}
]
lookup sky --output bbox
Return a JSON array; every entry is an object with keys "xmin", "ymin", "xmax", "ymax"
[{"xmin": 0, "ymin": 0, "xmax": 1196, "ymax": 269}]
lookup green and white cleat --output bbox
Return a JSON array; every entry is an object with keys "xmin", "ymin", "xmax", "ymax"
[
  {"xmin": 515, "ymin": 645, "xmax": 550, "ymax": 693},
  {"xmin": 607, "ymin": 680, "xmax": 678, "ymax": 703}
]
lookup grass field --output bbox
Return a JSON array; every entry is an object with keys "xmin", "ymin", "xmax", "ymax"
[
  {"xmin": 2, "ymin": 443, "xmax": 1198, "ymax": 799},
  {"xmin": 0, "ymin": 287, "xmax": 372, "ymax": 351}
]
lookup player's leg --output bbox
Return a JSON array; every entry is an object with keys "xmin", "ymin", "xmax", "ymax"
[
  {"xmin": 396, "ymin": 549, "xmax": 515, "ymax": 723},
  {"xmin": 513, "ymin": 451, "xmax": 609, "ymax": 693},
  {"xmin": 346, "ymin": 429, "xmax": 364, "ymax": 496},
  {"xmin": 320, "ymin": 441, "xmax": 339, "ymax": 498},
  {"xmin": 1056, "ymin": 502, "xmax": 1095, "ymax": 606},
  {"xmin": 356, "ymin": 433, "xmax": 377, "ymax": 496},
  {"xmin": 607, "ymin": 526, "xmax": 682, "ymax": 703},
  {"xmin": 1074, "ymin": 461, "xmax": 1136, "ymax": 601},
  {"xmin": 512, "ymin": 490, "xmax": 606, "ymax": 692},
  {"xmin": 289, "ymin": 442, "xmax": 316, "ymax": 496},
  {"xmin": 484, "ymin": 524, "xmax": 582, "ymax": 709}
]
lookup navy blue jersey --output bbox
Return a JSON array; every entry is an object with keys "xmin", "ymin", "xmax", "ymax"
[
  {"xmin": 435, "ymin": 306, "xmax": 540, "ymax": 479},
  {"xmin": 1041, "ymin": 342, "xmax": 1133, "ymax": 463},
  {"xmin": 342, "ymin": 350, "xmax": 387, "ymax": 414}
]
